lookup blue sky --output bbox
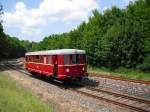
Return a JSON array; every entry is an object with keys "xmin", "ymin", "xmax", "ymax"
[{"xmin": 1, "ymin": 0, "xmax": 135, "ymax": 42}]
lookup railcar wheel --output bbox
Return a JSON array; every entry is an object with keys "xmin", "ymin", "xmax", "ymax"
[
  {"xmin": 31, "ymin": 72, "xmax": 36, "ymax": 76},
  {"xmin": 78, "ymin": 77, "xmax": 82, "ymax": 82},
  {"xmin": 48, "ymin": 76, "xmax": 54, "ymax": 81},
  {"xmin": 40, "ymin": 74, "xmax": 46, "ymax": 79}
]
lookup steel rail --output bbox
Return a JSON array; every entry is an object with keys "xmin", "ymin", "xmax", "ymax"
[
  {"xmin": 72, "ymin": 89, "xmax": 150, "ymax": 112},
  {"xmin": 88, "ymin": 87, "xmax": 150, "ymax": 104},
  {"xmin": 89, "ymin": 73, "xmax": 150, "ymax": 85}
]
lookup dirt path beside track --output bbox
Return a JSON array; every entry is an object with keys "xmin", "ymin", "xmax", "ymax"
[{"xmin": 3, "ymin": 69, "xmax": 90, "ymax": 112}]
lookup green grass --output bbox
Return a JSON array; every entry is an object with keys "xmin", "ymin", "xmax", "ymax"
[
  {"xmin": 88, "ymin": 66, "xmax": 150, "ymax": 81},
  {"xmin": 0, "ymin": 71, "xmax": 53, "ymax": 112}
]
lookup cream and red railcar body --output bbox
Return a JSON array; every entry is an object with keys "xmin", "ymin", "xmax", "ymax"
[{"xmin": 25, "ymin": 49, "xmax": 87, "ymax": 80}]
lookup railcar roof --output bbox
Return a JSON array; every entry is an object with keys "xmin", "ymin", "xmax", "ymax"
[{"xmin": 25, "ymin": 49, "xmax": 85, "ymax": 56}]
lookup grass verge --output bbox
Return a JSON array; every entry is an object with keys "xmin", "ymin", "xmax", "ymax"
[
  {"xmin": 0, "ymin": 71, "xmax": 53, "ymax": 112},
  {"xmin": 88, "ymin": 66, "xmax": 150, "ymax": 81}
]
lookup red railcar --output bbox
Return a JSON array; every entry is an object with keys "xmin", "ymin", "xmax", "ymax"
[{"xmin": 25, "ymin": 49, "xmax": 87, "ymax": 80}]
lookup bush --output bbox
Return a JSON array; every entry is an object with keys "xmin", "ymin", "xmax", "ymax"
[{"xmin": 136, "ymin": 55, "xmax": 150, "ymax": 71}]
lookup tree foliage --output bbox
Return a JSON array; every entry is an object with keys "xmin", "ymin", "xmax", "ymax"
[
  {"xmin": 0, "ymin": 0, "xmax": 149, "ymax": 71},
  {"xmin": 0, "ymin": 4, "xmax": 30, "ymax": 59},
  {"xmin": 31, "ymin": 0, "xmax": 149, "ymax": 71}
]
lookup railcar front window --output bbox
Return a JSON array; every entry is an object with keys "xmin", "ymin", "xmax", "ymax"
[
  {"xmin": 71, "ymin": 54, "xmax": 79, "ymax": 64},
  {"xmin": 30, "ymin": 56, "xmax": 32, "ymax": 62},
  {"xmin": 64, "ymin": 54, "xmax": 85, "ymax": 65},
  {"xmin": 26, "ymin": 56, "xmax": 28, "ymax": 62},
  {"xmin": 70, "ymin": 54, "xmax": 86, "ymax": 64},
  {"xmin": 28, "ymin": 56, "xmax": 32, "ymax": 62},
  {"xmin": 79, "ymin": 54, "xmax": 86, "ymax": 64}
]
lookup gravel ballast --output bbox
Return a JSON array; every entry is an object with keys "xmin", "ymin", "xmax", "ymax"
[{"xmin": 88, "ymin": 77, "xmax": 150, "ymax": 99}]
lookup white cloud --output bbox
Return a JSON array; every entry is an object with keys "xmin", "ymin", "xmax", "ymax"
[
  {"xmin": 15, "ymin": 2, "xmax": 26, "ymax": 11},
  {"xmin": 3, "ymin": 0, "xmax": 98, "ymax": 41}
]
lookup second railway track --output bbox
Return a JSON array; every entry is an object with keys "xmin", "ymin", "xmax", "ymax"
[
  {"xmin": 89, "ymin": 72, "xmax": 150, "ymax": 85},
  {"xmin": 72, "ymin": 88, "xmax": 150, "ymax": 112}
]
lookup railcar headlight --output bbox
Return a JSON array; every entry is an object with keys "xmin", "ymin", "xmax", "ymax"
[
  {"xmin": 83, "ymin": 67, "xmax": 85, "ymax": 71},
  {"xmin": 66, "ymin": 68, "xmax": 69, "ymax": 72}
]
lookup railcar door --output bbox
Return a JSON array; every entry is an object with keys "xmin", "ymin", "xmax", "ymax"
[{"xmin": 53, "ymin": 55, "xmax": 58, "ymax": 77}]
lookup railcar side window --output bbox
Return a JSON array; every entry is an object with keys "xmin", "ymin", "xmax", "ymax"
[
  {"xmin": 39, "ymin": 56, "xmax": 42, "ymax": 63},
  {"xmin": 72, "ymin": 54, "xmax": 76, "ymax": 64},
  {"xmin": 36, "ymin": 55, "xmax": 40, "ymax": 63},
  {"xmin": 31, "ymin": 56, "xmax": 34, "ymax": 62},
  {"xmin": 64, "ymin": 55, "xmax": 69, "ymax": 65},
  {"xmin": 44, "ymin": 56, "xmax": 47, "ymax": 64},
  {"xmin": 48, "ymin": 56, "xmax": 51, "ymax": 64}
]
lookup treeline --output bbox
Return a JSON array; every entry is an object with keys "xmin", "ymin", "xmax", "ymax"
[
  {"xmin": 0, "ymin": 4, "xmax": 33, "ymax": 60},
  {"xmin": 0, "ymin": 26, "xmax": 24, "ymax": 59},
  {"xmin": 0, "ymin": 0, "xmax": 149, "ymax": 71},
  {"xmin": 0, "ymin": 27, "xmax": 32, "ymax": 60},
  {"xmin": 33, "ymin": 0, "xmax": 150, "ymax": 71}
]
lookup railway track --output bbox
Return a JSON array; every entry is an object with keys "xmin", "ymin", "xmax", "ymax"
[
  {"xmin": 2, "ymin": 61, "xmax": 150, "ymax": 112},
  {"xmin": 72, "ymin": 88, "xmax": 150, "ymax": 112},
  {"xmin": 89, "ymin": 72, "xmax": 150, "ymax": 85}
]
